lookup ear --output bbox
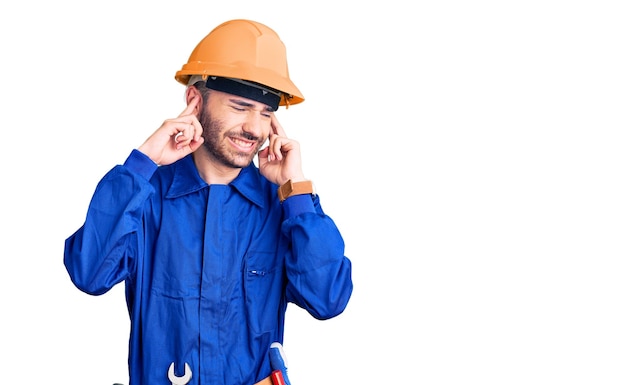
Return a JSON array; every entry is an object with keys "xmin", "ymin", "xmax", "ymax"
[{"xmin": 185, "ymin": 86, "xmax": 203, "ymax": 116}]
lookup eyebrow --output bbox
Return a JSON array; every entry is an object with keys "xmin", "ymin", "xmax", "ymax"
[{"xmin": 228, "ymin": 98, "xmax": 275, "ymax": 112}]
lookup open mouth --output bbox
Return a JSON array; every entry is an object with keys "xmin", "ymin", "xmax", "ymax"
[{"xmin": 229, "ymin": 136, "xmax": 256, "ymax": 153}]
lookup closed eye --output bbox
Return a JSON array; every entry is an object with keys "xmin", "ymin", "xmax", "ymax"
[
  {"xmin": 228, "ymin": 98, "xmax": 274, "ymax": 113},
  {"xmin": 228, "ymin": 101, "xmax": 272, "ymax": 118}
]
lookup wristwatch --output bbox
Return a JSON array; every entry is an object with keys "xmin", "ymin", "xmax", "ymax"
[{"xmin": 277, "ymin": 179, "xmax": 314, "ymax": 202}]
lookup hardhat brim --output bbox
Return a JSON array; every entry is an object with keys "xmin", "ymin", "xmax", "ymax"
[{"xmin": 175, "ymin": 64, "xmax": 304, "ymax": 107}]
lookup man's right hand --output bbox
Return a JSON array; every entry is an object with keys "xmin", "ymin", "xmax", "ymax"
[{"xmin": 138, "ymin": 95, "xmax": 204, "ymax": 166}]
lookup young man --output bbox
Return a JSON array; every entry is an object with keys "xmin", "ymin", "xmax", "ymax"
[{"xmin": 64, "ymin": 19, "xmax": 353, "ymax": 385}]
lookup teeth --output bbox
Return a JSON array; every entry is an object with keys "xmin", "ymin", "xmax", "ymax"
[{"xmin": 232, "ymin": 138, "xmax": 253, "ymax": 148}]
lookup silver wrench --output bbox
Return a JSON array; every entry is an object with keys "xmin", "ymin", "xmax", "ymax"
[{"xmin": 168, "ymin": 362, "xmax": 192, "ymax": 385}]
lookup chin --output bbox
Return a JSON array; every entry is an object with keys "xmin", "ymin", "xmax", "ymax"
[{"xmin": 228, "ymin": 155, "xmax": 255, "ymax": 169}]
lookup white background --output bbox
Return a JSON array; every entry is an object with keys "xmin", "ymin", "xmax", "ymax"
[{"xmin": 1, "ymin": 1, "xmax": 625, "ymax": 384}]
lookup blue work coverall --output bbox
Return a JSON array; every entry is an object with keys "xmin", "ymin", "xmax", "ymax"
[{"xmin": 64, "ymin": 150, "xmax": 353, "ymax": 385}]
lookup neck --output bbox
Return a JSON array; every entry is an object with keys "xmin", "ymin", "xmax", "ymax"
[{"xmin": 192, "ymin": 148, "xmax": 242, "ymax": 185}]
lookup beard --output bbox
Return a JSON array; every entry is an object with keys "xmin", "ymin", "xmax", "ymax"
[{"xmin": 198, "ymin": 108, "xmax": 265, "ymax": 169}]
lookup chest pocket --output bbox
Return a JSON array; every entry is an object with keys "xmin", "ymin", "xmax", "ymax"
[{"xmin": 243, "ymin": 252, "xmax": 284, "ymax": 334}]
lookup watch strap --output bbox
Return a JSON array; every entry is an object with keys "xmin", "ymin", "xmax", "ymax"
[{"xmin": 277, "ymin": 180, "xmax": 314, "ymax": 202}]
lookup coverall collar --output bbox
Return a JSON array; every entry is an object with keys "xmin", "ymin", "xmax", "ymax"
[{"xmin": 165, "ymin": 154, "xmax": 266, "ymax": 208}]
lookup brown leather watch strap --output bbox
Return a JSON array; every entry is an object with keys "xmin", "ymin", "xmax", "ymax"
[{"xmin": 277, "ymin": 180, "xmax": 314, "ymax": 202}]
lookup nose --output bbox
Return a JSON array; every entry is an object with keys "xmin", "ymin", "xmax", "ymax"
[{"xmin": 241, "ymin": 110, "xmax": 267, "ymax": 138}]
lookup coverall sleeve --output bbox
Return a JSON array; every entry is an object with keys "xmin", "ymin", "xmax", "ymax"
[
  {"xmin": 281, "ymin": 194, "xmax": 353, "ymax": 319},
  {"xmin": 64, "ymin": 150, "xmax": 157, "ymax": 295}
]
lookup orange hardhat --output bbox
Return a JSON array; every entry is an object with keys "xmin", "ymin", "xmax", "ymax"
[{"xmin": 175, "ymin": 19, "xmax": 304, "ymax": 107}]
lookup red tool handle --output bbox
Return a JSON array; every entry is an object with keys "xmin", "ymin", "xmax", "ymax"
[{"xmin": 271, "ymin": 370, "xmax": 286, "ymax": 385}]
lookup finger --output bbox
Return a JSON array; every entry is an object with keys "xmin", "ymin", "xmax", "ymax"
[
  {"xmin": 188, "ymin": 136, "xmax": 205, "ymax": 152},
  {"xmin": 179, "ymin": 95, "xmax": 199, "ymax": 118},
  {"xmin": 257, "ymin": 147, "xmax": 270, "ymax": 168},
  {"xmin": 265, "ymin": 134, "xmax": 277, "ymax": 161},
  {"xmin": 257, "ymin": 146, "xmax": 269, "ymax": 161},
  {"xmin": 271, "ymin": 114, "xmax": 287, "ymax": 137},
  {"xmin": 170, "ymin": 121, "xmax": 189, "ymax": 145},
  {"xmin": 269, "ymin": 135, "xmax": 286, "ymax": 161},
  {"xmin": 190, "ymin": 118, "xmax": 203, "ymax": 142}
]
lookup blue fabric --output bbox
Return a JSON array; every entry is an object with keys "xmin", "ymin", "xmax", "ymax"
[{"xmin": 64, "ymin": 149, "xmax": 353, "ymax": 385}]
